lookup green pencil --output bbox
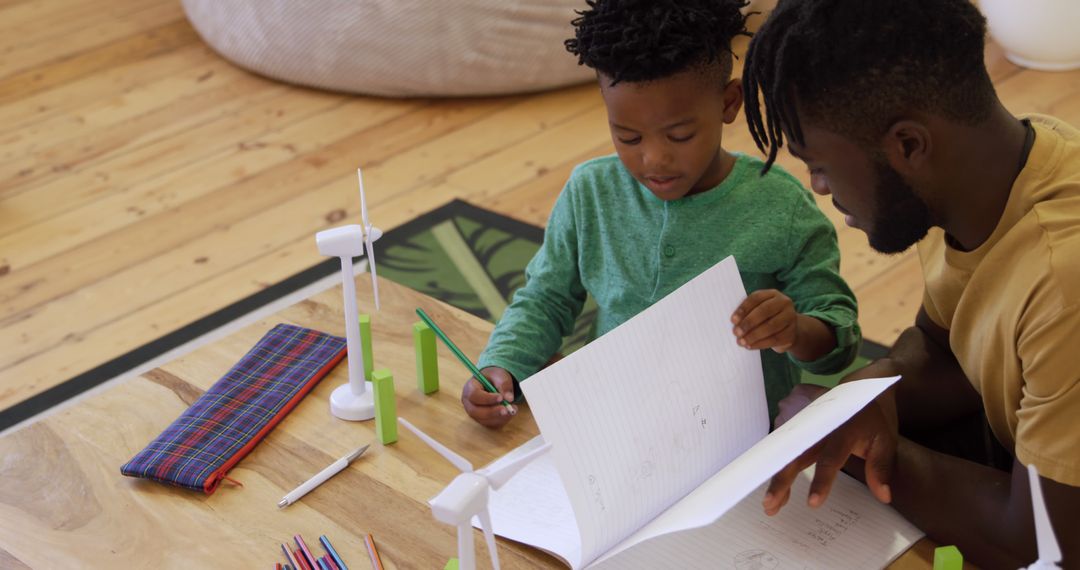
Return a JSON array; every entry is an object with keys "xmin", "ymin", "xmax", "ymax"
[{"xmin": 415, "ymin": 308, "xmax": 516, "ymax": 415}]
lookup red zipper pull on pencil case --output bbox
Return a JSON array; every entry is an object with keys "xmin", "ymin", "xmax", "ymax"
[{"xmin": 121, "ymin": 323, "xmax": 347, "ymax": 494}]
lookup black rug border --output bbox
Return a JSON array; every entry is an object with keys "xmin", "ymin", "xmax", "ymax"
[{"xmin": 0, "ymin": 199, "xmax": 888, "ymax": 432}]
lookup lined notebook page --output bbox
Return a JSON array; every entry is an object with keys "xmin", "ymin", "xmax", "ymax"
[
  {"xmin": 588, "ymin": 469, "xmax": 923, "ymax": 570},
  {"xmin": 595, "ymin": 375, "xmax": 901, "ymax": 563},
  {"xmin": 477, "ymin": 436, "xmax": 583, "ymax": 567},
  {"xmin": 521, "ymin": 257, "xmax": 767, "ymax": 565}
]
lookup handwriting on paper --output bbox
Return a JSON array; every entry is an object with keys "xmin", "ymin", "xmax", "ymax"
[{"xmin": 806, "ymin": 507, "xmax": 860, "ymax": 547}]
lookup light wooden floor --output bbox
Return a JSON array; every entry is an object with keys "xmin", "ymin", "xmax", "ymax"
[{"xmin": 2, "ymin": 0, "xmax": 1079, "ymax": 420}]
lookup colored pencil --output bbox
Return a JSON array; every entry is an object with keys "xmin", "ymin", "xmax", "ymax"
[
  {"xmin": 415, "ymin": 308, "xmax": 515, "ymax": 414},
  {"xmin": 364, "ymin": 534, "xmax": 384, "ymax": 570},
  {"xmin": 296, "ymin": 534, "xmax": 318, "ymax": 569},
  {"xmin": 282, "ymin": 543, "xmax": 300, "ymax": 569},
  {"xmin": 320, "ymin": 534, "xmax": 348, "ymax": 570}
]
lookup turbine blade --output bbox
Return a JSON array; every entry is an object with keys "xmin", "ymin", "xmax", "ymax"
[
  {"xmin": 480, "ymin": 443, "xmax": 551, "ymax": 491},
  {"xmin": 478, "ymin": 509, "xmax": 500, "ymax": 570},
  {"xmin": 398, "ymin": 417, "xmax": 473, "ymax": 472},
  {"xmin": 366, "ymin": 234, "xmax": 380, "ymax": 312},
  {"xmin": 1027, "ymin": 463, "xmax": 1062, "ymax": 564}
]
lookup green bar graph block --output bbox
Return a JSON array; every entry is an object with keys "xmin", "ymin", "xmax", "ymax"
[
  {"xmin": 372, "ymin": 368, "xmax": 397, "ymax": 445},
  {"xmin": 413, "ymin": 322, "xmax": 439, "ymax": 394},
  {"xmin": 358, "ymin": 314, "xmax": 374, "ymax": 381},
  {"xmin": 933, "ymin": 545, "xmax": 963, "ymax": 570},
  {"xmin": 444, "ymin": 558, "xmax": 459, "ymax": 570}
]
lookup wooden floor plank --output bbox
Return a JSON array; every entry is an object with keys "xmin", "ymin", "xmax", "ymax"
[
  {"xmin": 0, "ymin": 43, "xmax": 215, "ymax": 137},
  {"xmin": 0, "ymin": 0, "xmax": 178, "ymax": 78},
  {"xmin": 0, "ymin": 94, "xmax": 399, "ymax": 274},
  {"xmin": 0, "ymin": 19, "xmax": 200, "ymax": 105}
]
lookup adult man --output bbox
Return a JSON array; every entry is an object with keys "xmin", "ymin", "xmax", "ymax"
[{"xmin": 742, "ymin": 0, "xmax": 1079, "ymax": 567}]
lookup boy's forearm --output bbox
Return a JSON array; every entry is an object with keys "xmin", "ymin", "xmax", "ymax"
[{"xmin": 789, "ymin": 314, "xmax": 836, "ymax": 362}]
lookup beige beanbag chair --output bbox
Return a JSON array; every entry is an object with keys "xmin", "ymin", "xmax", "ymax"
[{"xmin": 181, "ymin": 0, "xmax": 594, "ymax": 97}]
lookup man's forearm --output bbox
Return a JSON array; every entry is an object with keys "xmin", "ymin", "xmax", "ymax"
[
  {"xmin": 860, "ymin": 323, "xmax": 982, "ymax": 432},
  {"xmin": 887, "ymin": 439, "xmax": 1035, "ymax": 568}
]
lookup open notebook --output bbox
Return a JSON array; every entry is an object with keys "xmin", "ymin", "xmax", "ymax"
[{"xmin": 478, "ymin": 257, "xmax": 923, "ymax": 569}]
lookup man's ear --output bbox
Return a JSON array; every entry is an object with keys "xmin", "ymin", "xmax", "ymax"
[
  {"xmin": 882, "ymin": 120, "xmax": 932, "ymax": 174},
  {"xmin": 722, "ymin": 78, "xmax": 744, "ymax": 124}
]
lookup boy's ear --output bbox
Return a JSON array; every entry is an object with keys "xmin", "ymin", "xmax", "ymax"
[
  {"xmin": 722, "ymin": 78, "xmax": 744, "ymax": 124},
  {"xmin": 881, "ymin": 120, "xmax": 932, "ymax": 174}
]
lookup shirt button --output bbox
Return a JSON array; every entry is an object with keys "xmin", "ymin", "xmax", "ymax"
[{"xmin": 664, "ymin": 245, "xmax": 676, "ymax": 257}]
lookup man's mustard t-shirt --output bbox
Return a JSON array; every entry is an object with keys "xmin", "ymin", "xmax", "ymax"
[{"xmin": 919, "ymin": 114, "xmax": 1080, "ymax": 486}]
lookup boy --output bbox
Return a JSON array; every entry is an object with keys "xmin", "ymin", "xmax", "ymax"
[{"xmin": 463, "ymin": 0, "xmax": 860, "ymax": 428}]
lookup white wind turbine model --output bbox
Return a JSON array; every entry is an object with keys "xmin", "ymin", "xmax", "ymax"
[
  {"xmin": 398, "ymin": 418, "xmax": 552, "ymax": 570},
  {"xmin": 1022, "ymin": 464, "xmax": 1062, "ymax": 569},
  {"xmin": 315, "ymin": 168, "xmax": 384, "ymax": 421}
]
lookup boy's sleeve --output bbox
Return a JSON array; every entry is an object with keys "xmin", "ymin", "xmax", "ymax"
[
  {"xmin": 777, "ymin": 191, "xmax": 862, "ymax": 376},
  {"xmin": 476, "ymin": 181, "xmax": 588, "ymax": 385}
]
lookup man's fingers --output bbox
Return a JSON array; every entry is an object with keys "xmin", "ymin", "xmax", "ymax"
[
  {"xmin": 864, "ymin": 432, "xmax": 896, "ymax": 503},
  {"xmin": 807, "ymin": 431, "xmax": 858, "ymax": 508},
  {"xmin": 764, "ymin": 444, "xmax": 819, "ymax": 515}
]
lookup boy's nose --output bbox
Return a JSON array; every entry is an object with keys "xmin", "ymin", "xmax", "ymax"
[
  {"xmin": 810, "ymin": 172, "xmax": 830, "ymax": 195},
  {"xmin": 642, "ymin": 144, "xmax": 673, "ymax": 170}
]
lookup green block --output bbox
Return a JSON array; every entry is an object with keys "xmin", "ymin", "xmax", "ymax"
[
  {"xmin": 933, "ymin": 545, "xmax": 963, "ymax": 570},
  {"xmin": 413, "ymin": 322, "xmax": 439, "ymax": 394},
  {"xmin": 372, "ymin": 368, "xmax": 397, "ymax": 444},
  {"xmin": 444, "ymin": 558, "xmax": 459, "ymax": 570},
  {"xmin": 359, "ymin": 314, "xmax": 374, "ymax": 381}
]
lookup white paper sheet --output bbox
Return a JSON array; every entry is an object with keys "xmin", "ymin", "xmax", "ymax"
[
  {"xmin": 593, "ymin": 376, "xmax": 901, "ymax": 564},
  {"xmin": 476, "ymin": 436, "xmax": 582, "ymax": 567},
  {"xmin": 520, "ymin": 257, "xmax": 768, "ymax": 564},
  {"xmin": 587, "ymin": 468, "xmax": 923, "ymax": 570}
]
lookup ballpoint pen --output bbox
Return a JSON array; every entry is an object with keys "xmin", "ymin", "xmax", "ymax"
[
  {"xmin": 415, "ymin": 308, "xmax": 516, "ymax": 415},
  {"xmin": 278, "ymin": 444, "xmax": 370, "ymax": 508}
]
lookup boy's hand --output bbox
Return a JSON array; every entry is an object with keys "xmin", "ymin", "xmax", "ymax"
[
  {"xmin": 461, "ymin": 367, "xmax": 518, "ymax": 429},
  {"xmin": 731, "ymin": 289, "xmax": 798, "ymax": 353}
]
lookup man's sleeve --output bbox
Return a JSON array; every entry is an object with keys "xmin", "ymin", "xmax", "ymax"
[{"xmin": 1015, "ymin": 305, "xmax": 1080, "ymax": 486}]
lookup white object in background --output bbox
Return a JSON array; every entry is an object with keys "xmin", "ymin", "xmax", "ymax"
[
  {"xmin": 1023, "ymin": 463, "xmax": 1062, "ymax": 569},
  {"xmin": 315, "ymin": 167, "xmax": 383, "ymax": 421},
  {"xmin": 398, "ymin": 417, "xmax": 552, "ymax": 570},
  {"xmin": 981, "ymin": 0, "xmax": 1080, "ymax": 71}
]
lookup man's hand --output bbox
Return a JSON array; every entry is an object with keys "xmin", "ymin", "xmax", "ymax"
[
  {"xmin": 764, "ymin": 389, "xmax": 899, "ymax": 515},
  {"xmin": 732, "ymin": 289, "xmax": 799, "ymax": 352},
  {"xmin": 461, "ymin": 367, "xmax": 517, "ymax": 428}
]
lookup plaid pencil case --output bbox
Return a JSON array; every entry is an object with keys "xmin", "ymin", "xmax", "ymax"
[{"xmin": 121, "ymin": 323, "xmax": 347, "ymax": 494}]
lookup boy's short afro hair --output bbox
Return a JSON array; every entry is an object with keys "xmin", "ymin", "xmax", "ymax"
[{"xmin": 565, "ymin": 0, "xmax": 750, "ymax": 85}]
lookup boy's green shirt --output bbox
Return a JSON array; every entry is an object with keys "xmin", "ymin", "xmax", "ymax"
[{"xmin": 478, "ymin": 153, "xmax": 861, "ymax": 416}]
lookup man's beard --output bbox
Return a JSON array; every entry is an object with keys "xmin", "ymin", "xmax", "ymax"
[{"xmin": 867, "ymin": 159, "xmax": 933, "ymax": 254}]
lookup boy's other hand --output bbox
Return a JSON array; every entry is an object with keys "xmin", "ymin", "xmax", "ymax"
[
  {"xmin": 461, "ymin": 366, "xmax": 517, "ymax": 428},
  {"xmin": 774, "ymin": 383, "xmax": 829, "ymax": 428},
  {"xmin": 731, "ymin": 289, "xmax": 798, "ymax": 352}
]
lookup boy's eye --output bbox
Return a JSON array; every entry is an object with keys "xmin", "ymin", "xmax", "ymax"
[
  {"xmin": 617, "ymin": 136, "xmax": 642, "ymax": 145},
  {"xmin": 669, "ymin": 133, "xmax": 696, "ymax": 143}
]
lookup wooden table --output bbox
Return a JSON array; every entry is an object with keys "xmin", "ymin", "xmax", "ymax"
[{"xmin": 0, "ymin": 277, "xmax": 948, "ymax": 569}]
